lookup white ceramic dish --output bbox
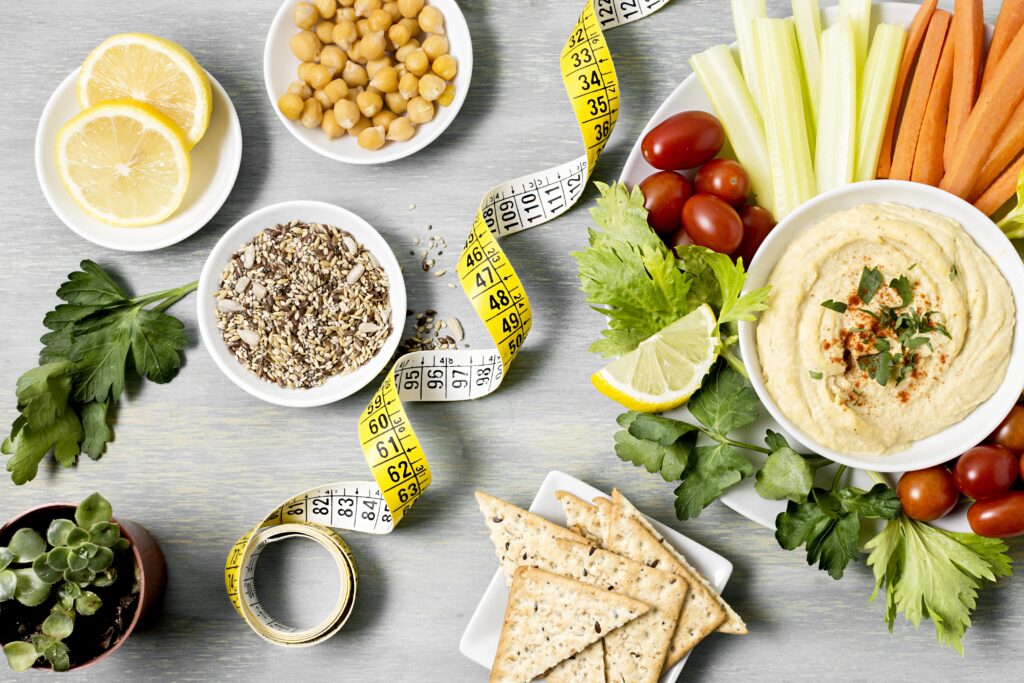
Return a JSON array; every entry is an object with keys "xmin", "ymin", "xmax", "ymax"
[
  {"xmin": 738, "ymin": 180, "xmax": 1024, "ymax": 473},
  {"xmin": 459, "ymin": 470, "xmax": 734, "ymax": 681},
  {"xmin": 264, "ymin": 0, "xmax": 472, "ymax": 164},
  {"xmin": 619, "ymin": 2, "xmax": 997, "ymax": 531},
  {"xmin": 196, "ymin": 200, "xmax": 406, "ymax": 407},
  {"xmin": 36, "ymin": 68, "xmax": 243, "ymax": 252}
]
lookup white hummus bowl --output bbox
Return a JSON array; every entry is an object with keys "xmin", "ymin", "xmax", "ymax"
[{"xmin": 738, "ymin": 180, "xmax": 1024, "ymax": 472}]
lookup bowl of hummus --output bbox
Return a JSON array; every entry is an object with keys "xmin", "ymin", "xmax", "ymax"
[{"xmin": 738, "ymin": 180, "xmax": 1024, "ymax": 472}]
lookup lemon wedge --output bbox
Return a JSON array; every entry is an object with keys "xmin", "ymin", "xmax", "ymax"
[
  {"xmin": 55, "ymin": 100, "xmax": 191, "ymax": 227},
  {"xmin": 77, "ymin": 33, "xmax": 212, "ymax": 148},
  {"xmin": 592, "ymin": 304, "xmax": 719, "ymax": 412}
]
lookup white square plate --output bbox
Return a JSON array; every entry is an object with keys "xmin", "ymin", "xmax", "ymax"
[{"xmin": 459, "ymin": 470, "xmax": 734, "ymax": 681}]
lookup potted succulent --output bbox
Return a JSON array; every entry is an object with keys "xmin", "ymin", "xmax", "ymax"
[{"xmin": 0, "ymin": 493, "xmax": 166, "ymax": 672}]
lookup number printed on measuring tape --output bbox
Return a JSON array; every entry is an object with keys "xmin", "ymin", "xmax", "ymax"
[{"xmin": 225, "ymin": 0, "xmax": 671, "ymax": 646}]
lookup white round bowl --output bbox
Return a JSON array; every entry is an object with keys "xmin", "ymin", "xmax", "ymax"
[
  {"xmin": 36, "ymin": 68, "xmax": 243, "ymax": 252},
  {"xmin": 738, "ymin": 180, "xmax": 1024, "ymax": 472},
  {"xmin": 264, "ymin": 0, "xmax": 472, "ymax": 164},
  {"xmin": 197, "ymin": 200, "xmax": 406, "ymax": 407}
]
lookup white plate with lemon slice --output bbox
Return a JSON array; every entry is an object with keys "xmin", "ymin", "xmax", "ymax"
[{"xmin": 36, "ymin": 36, "xmax": 242, "ymax": 252}]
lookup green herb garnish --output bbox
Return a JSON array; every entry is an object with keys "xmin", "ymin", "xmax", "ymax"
[
  {"xmin": 809, "ymin": 370, "xmax": 823, "ymax": 380},
  {"xmin": 821, "ymin": 299, "xmax": 848, "ymax": 313},
  {"xmin": 949, "ymin": 263, "xmax": 959, "ymax": 280},
  {"xmin": 857, "ymin": 266, "xmax": 883, "ymax": 303},
  {"xmin": 889, "ymin": 274, "xmax": 913, "ymax": 307}
]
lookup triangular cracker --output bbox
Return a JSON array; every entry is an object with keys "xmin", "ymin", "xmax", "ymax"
[
  {"xmin": 555, "ymin": 491, "xmax": 606, "ymax": 543},
  {"xmin": 533, "ymin": 539, "xmax": 687, "ymax": 683},
  {"xmin": 611, "ymin": 489, "xmax": 747, "ymax": 635},
  {"xmin": 490, "ymin": 567, "xmax": 648, "ymax": 683},
  {"xmin": 545, "ymin": 640, "xmax": 604, "ymax": 683},
  {"xmin": 475, "ymin": 491, "xmax": 589, "ymax": 586}
]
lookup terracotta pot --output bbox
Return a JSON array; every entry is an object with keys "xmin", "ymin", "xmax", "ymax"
[{"xmin": 0, "ymin": 503, "xmax": 167, "ymax": 672}]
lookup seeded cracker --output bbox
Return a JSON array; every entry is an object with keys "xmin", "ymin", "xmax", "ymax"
[
  {"xmin": 545, "ymin": 641, "xmax": 604, "ymax": 683},
  {"xmin": 490, "ymin": 567, "xmax": 648, "ymax": 683},
  {"xmin": 554, "ymin": 491, "xmax": 607, "ymax": 544}
]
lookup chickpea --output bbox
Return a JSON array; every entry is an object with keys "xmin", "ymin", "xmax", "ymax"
[
  {"xmin": 313, "ymin": 89, "xmax": 334, "ymax": 109},
  {"xmin": 293, "ymin": 2, "xmax": 319, "ymax": 29},
  {"xmin": 355, "ymin": 0, "xmax": 382, "ymax": 17},
  {"xmin": 316, "ymin": 20, "xmax": 336, "ymax": 44},
  {"xmin": 307, "ymin": 63, "xmax": 333, "ymax": 89},
  {"xmin": 339, "ymin": 7, "xmax": 358, "ymax": 22},
  {"xmin": 369, "ymin": 8, "xmax": 393, "ymax": 31},
  {"xmin": 407, "ymin": 95, "xmax": 434, "ymax": 123},
  {"xmin": 320, "ymin": 45, "xmax": 348, "ymax": 75},
  {"xmin": 321, "ymin": 110, "xmax": 345, "ymax": 138},
  {"xmin": 350, "ymin": 115, "xmax": 372, "ymax": 136},
  {"xmin": 418, "ymin": 5, "xmax": 444, "ymax": 33},
  {"xmin": 356, "ymin": 18, "xmax": 372, "ymax": 37},
  {"xmin": 357, "ymin": 90, "xmax": 383, "ymax": 116},
  {"xmin": 359, "ymin": 31, "xmax": 387, "ymax": 60},
  {"xmin": 314, "ymin": 0, "xmax": 338, "ymax": 18},
  {"xmin": 386, "ymin": 116, "xmax": 415, "ymax": 141},
  {"xmin": 323, "ymin": 78, "xmax": 350, "ymax": 103},
  {"xmin": 422, "ymin": 34, "xmax": 448, "ymax": 61},
  {"xmin": 342, "ymin": 61, "xmax": 369, "ymax": 87},
  {"xmin": 334, "ymin": 98, "xmax": 361, "ymax": 128},
  {"xmin": 398, "ymin": 0, "xmax": 424, "ymax": 19},
  {"xmin": 431, "ymin": 54, "xmax": 457, "ymax": 80},
  {"xmin": 387, "ymin": 22, "xmax": 412, "ymax": 47},
  {"xmin": 339, "ymin": 0, "xmax": 355, "ymax": 6},
  {"xmin": 278, "ymin": 93, "xmax": 305, "ymax": 120},
  {"xmin": 398, "ymin": 72, "xmax": 419, "ymax": 99},
  {"xmin": 357, "ymin": 125, "xmax": 386, "ymax": 150},
  {"xmin": 290, "ymin": 31, "xmax": 322, "ymax": 62},
  {"xmin": 417, "ymin": 73, "xmax": 445, "ymax": 101},
  {"xmin": 383, "ymin": 1, "xmax": 401, "ymax": 20},
  {"xmin": 384, "ymin": 90, "xmax": 408, "ymax": 114},
  {"xmin": 372, "ymin": 109, "xmax": 397, "ymax": 129},
  {"xmin": 287, "ymin": 79, "xmax": 313, "ymax": 98},
  {"xmin": 332, "ymin": 19, "xmax": 358, "ymax": 47},
  {"xmin": 404, "ymin": 49, "xmax": 428, "ymax": 76},
  {"xmin": 395, "ymin": 40, "xmax": 420, "ymax": 63},
  {"xmin": 297, "ymin": 61, "xmax": 317, "ymax": 83},
  {"xmin": 368, "ymin": 64, "xmax": 399, "ymax": 92},
  {"xmin": 366, "ymin": 56, "xmax": 392, "ymax": 77},
  {"xmin": 437, "ymin": 82, "xmax": 455, "ymax": 106},
  {"xmin": 347, "ymin": 42, "xmax": 366, "ymax": 64},
  {"xmin": 300, "ymin": 98, "xmax": 323, "ymax": 128}
]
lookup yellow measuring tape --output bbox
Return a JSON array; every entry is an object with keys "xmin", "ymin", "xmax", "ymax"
[{"xmin": 225, "ymin": 0, "xmax": 671, "ymax": 645}]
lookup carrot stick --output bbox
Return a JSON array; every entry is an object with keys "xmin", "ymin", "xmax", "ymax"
[
  {"xmin": 943, "ymin": 0, "xmax": 984, "ymax": 170},
  {"xmin": 890, "ymin": 10, "xmax": 951, "ymax": 181},
  {"xmin": 940, "ymin": 27, "xmax": 1024, "ymax": 199},
  {"xmin": 969, "ymin": 108, "xmax": 1024, "ymax": 200},
  {"xmin": 876, "ymin": 0, "xmax": 937, "ymax": 178},
  {"xmin": 980, "ymin": 0, "xmax": 1024, "ymax": 93},
  {"xmin": 974, "ymin": 152, "xmax": 1024, "ymax": 216},
  {"xmin": 911, "ymin": 28, "xmax": 955, "ymax": 187}
]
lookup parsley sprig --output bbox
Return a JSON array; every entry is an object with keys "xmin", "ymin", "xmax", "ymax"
[{"xmin": 2, "ymin": 261, "xmax": 196, "ymax": 484}]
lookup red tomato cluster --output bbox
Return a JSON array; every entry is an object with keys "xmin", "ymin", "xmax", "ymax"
[
  {"xmin": 639, "ymin": 111, "xmax": 775, "ymax": 261},
  {"xmin": 897, "ymin": 402, "xmax": 1024, "ymax": 537}
]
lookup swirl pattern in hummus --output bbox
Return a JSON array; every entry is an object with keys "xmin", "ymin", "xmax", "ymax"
[{"xmin": 756, "ymin": 203, "xmax": 1015, "ymax": 455}]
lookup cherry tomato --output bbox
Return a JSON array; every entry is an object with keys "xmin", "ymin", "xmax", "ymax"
[
  {"xmin": 990, "ymin": 404, "xmax": 1024, "ymax": 452},
  {"xmin": 694, "ymin": 159, "xmax": 750, "ymax": 206},
  {"xmin": 735, "ymin": 205, "xmax": 776, "ymax": 265},
  {"xmin": 967, "ymin": 491, "xmax": 1024, "ymax": 538},
  {"xmin": 681, "ymin": 194, "xmax": 743, "ymax": 254},
  {"xmin": 1020, "ymin": 452, "xmax": 1024, "ymax": 483},
  {"xmin": 641, "ymin": 111, "xmax": 724, "ymax": 171},
  {"xmin": 639, "ymin": 171, "xmax": 693, "ymax": 234},
  {"xmin": 664, "ymin": 225, "xmax": 694, "ymax": 252},
  {"xmin": 897, "ymin": 466, "xmax": 959, "ymax": 522},
  {"xmin": 953, "ymin": 445, "xmax": 1019, "ymax": 500}
]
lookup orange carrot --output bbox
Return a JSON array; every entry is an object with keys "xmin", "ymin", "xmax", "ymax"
[
  {"xmin": 943, "ymin": 0, "xmax": 984, "ymax": 170},
  {"xmin": 980, "ymin": 0, "xmax": 1024, "ymax": 92},
  {"xmin": 940, "ymin": 21, "xmax": 1024, "ymax": 199},
  {"xmin": 969, "ymin": 108, "xmax": 1024, "ymax": 200},
  {"xmin": 891, "ymin": 10, "xmax": 951, "ymax": 181},
  {"xmin": 912, "ymin": 29, "xmax": 955, "ymax": 187},
  {"xmin": 876, "ymin": 0, "xmax": 938, "ymax": 178},
  {"xmin": 974, "ymin": 152, "xmax": 1024, "ymax": 216}
]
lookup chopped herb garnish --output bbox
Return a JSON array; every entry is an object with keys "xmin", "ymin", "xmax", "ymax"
[
  {"xmin": 874, "ymin": 338, "xmax": 891, "ymax": 353},
  {"xmin": 908, "ymin": 263, "xmax": 917, "ymax": 270},
  {"xmin": 889, "ymin": 275, "xmax": 913, "ymax": 307},
  {"xmin": 848, "ymin": 326, "xmax": 869, "ymax": 334},
  {"xmin": 857, "ymin": 266, "xmax": 883, "ymax": 304},
  {"xmin": 949, "ymin": 263, "xmax": 959, "ymax": 280},
  {"xmin": 809, "ymin": 370, "xmax": 823, "ymax": 380},
  {"xmin": 903, "ymin": 336, "xmax": 932, "ymax": 350},
  {"xmin": 821, "ymin": 299, "xmax": 848, "ymax": 313},
  {"xmin": 858, "ymin": 352, "xmax": 892, "ymax": 386}
]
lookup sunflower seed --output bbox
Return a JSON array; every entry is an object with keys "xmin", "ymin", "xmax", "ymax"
[
  {"xmin": 347, "ymin": 263, "xmax": 365, "ymax": 284},
  {"xmin": 447, "ymin": 317, "xmax": 464, "ymax": 341},
  {"xmin": 217, "ymin": 299, "xmax": 244, "ymax": 313},
  {"xmin": 242, "ymin": 244, "xmax": 256, "ymax": 269}
]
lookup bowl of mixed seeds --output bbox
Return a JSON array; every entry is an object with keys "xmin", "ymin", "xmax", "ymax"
[{"xmin": 197, "ymin": 200, "xmax": 405, "ymax": 406}]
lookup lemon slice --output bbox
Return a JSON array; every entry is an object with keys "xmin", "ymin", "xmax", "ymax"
[
  {"xmin": 592, "ymin": 304, "xmax": 719, "ymax": 412},
  {"xmin": 77, "ymin": 33, "xmax": 212, "ymax": 148},
  {"xmin": 55, "ymin": 100, "xmax": 191, "ymax": 227}
]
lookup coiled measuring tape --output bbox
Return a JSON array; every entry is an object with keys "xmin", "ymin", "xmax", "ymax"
[{"xmin": 225, "ymin": 0, "xmax": 670, "ymax": 646}]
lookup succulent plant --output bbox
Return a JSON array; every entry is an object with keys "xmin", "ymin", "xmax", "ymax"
[{"xmin": 0, "ymin": 493, "xmax": 131, "ymax": 672}]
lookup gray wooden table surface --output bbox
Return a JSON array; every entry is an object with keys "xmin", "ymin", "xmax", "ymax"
[{"xmin": 2, "ymin": 0, "xmax": 1021, "ymax": 680}]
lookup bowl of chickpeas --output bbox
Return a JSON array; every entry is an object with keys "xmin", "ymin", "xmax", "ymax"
[{"xmin": 265, "ymin": 0, "xmax": 471, "ymax": 163}]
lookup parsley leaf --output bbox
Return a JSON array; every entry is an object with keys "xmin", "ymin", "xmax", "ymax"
[
  {"xmin": 755, "ymin": 447, "xmax": 818, "ymax": 503},
  {"xmin": 688, "ymin": 363, "xmax": 760, "ymax": 437},
  {"xmin": 857, "ymin": 266, "xmax": 883, "ymax": 303},
  {"xmin": 674, "ymin": 442, "xmax": 753, "ymax": 520},
  {"xmin": 821, "ymin": 299, "xmax": 848, "ymax": 313},
  {"xmin": 808, "ymin": 370, "xmax": 823, "ymax": 379},
  {"xmin": 614, "ymin": 412, "xmax": 695, "ymax": 482},
  {"xmin": 866, "ymin": 516, "xmax": 1013, "ymax": 653},
  {"xmin": 889, "ymin": 275, "xmax": 913, "ymax": 307}
]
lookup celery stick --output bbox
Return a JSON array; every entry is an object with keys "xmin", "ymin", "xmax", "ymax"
[
  {"xmin": 690, "ymin": 45, "xmax": 775, "ymax": 216},
  {"xmin": 730, "ymin": 0, "xmax": 767, "ymax": 113},
  {"xmin": 751, "ymin": 18, "xmax": 816, "ymax": 218},
  {"xmin": 816, "ymin": 20, "xmax": 857, "ymax": 193},
  {"xmin": 839, "ymin": 0, "xmax": 873, "ymax": 70},
  {"xmin": 791, "ymin": 0, "xmax": 823, "ymax": 133},
  {"xmin": 854, "ymin": 24, "xmax": 906, "ymax": 182}
]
